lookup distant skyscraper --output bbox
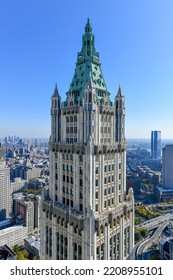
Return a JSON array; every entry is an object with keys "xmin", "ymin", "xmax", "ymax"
[
  {"xmin": 0, "ymin": 160, "xmax": 10, "ymax": 221},
  {"xmin": 41, "ymin": 19, "xmax": 134, "ymax": 260},
  {"xmin": 162, "ymin": 145, "xmax": 173, "ymax": 189},
  {"xmin": 151, "ymin": 131, "xmax": 161, "ymax": 159},
  {"xmin": 0, "ymin": 143, "xmax": 6, "ymax": 161}
]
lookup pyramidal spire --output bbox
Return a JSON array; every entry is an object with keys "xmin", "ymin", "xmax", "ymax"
[
  {"xmin": 53, "ymin": 83, "xmax": 59, "ymax": 97},
  {"xmin": 67, "ymin": 19, "xmax": 108, "ymax": 106},
  {"xmin": 117, "ymin": 85, "xmax": 122, "ymax": 97}
]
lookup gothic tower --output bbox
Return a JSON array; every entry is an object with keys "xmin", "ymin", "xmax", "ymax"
[{"xmin": 41, "ymin": 19, "xmax": 134, "ymax": 260}]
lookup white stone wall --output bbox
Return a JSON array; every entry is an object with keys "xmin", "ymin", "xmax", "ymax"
[{"xmin": 0, "ymin": 225, "xmax": 28, "ymax": 248}]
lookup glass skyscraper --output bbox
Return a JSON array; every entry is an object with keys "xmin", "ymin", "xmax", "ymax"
[{"xmin": 151, "ymin": 130, "xmax": 161, "ymax": 159}]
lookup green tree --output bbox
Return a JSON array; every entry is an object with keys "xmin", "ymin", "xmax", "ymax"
[
  {"xmin": 135, "ymin": 229, "xmax": 141, "ymax": 243},
  {"xmin": 140, "ymin": 227, "xmax": 148, "ymax": 238},
  {"xmin": 13, "ymin": 244, "xmax": 20, "ymax": 254},
  {"xmin": 13, "ymin": 245, "xmax": 29, "ymax": 260},
  {"xmin": 24, "ymin": 189, "xmax": 39, "ymax": 195},
  {"xmin": 17, "ymin": 250, "xmax": 29, "ymax": 260},
  {"xmin": 135, "ymin": 227, "xmax": 149, "ymax": 243}
]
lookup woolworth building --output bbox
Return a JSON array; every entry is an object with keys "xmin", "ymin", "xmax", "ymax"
[{"xmin": 41, "ymin": 19, "xmax": 134, "ymax": 260}]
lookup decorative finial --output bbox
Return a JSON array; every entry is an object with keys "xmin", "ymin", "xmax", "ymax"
[{"xmin": 85, "ymin": 17, "xmax": 92, "ymax": 33}]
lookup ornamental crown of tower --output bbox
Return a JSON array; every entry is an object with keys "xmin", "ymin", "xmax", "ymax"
[
  {"xmin": 50, "ymin": 18, "xmax": 126, "ymax": 145},
  {"xmin": 65, "ymin": 18, "xmax": 111, "ymax": 107}
]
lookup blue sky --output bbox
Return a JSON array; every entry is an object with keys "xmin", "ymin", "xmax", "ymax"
[{"xmin": 1, "ymin": 0, "xmax": 173, "ymax": 139}]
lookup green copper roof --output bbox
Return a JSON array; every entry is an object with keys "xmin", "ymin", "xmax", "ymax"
[{"xmin": 66, "ymin": 19, "xmax": 110, "ymax": 106}]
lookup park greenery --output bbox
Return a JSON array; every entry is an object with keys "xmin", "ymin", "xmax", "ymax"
[
  {"xmin": 24, "ymin": 188, "xmax": 40, "ymax": 195},
  {"xmin": 135, "ymin": 227, "xmax": 149, "ymax": 243},
  {"xmin": 13, "ymin": 244, "xmax": 29, "ymax": 260},
  {"xmin": 134, "ymin": 216, "xmax": 144, "ymax": 225},
  {"xmin": 135, "ymin": 205, "xmax": 161, "ymax": 220},
  {"xmin": 141, "ymin": 179, "xmax": 154, "ymax": 192},
  {"xmin": 13, "ymin": 244, "xmax": 39, "ymax": 260}
]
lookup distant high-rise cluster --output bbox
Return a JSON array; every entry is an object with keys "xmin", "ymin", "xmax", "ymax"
[
  {"xmin": 151, "ymin": 130, "xmax": 161, "ymax": 159},
  {"xmin": 0, "ymin": 138, "xmax": 48, "ymax": 255},
  {"xmin": 41, "ymin": 19, "xmax": 134, "ymax": 260}
]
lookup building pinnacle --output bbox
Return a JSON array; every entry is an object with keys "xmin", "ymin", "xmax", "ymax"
[
  {"xmin": 85, "ymin": 17, "xmax": 92, "ymax": 33},
  {"xmin": 53, "ymin": 83, "xmax": 59, "ymax": 97},
  {"xmin": 117, "ymin": 85, "xmax": 122, "ymax": 97}
]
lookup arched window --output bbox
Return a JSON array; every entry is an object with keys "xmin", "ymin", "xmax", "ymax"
[{"xmin": 89, "ymin": 92, "xmax": 92, "ymax": 103}]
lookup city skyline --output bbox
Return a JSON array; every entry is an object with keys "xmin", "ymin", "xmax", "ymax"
[{"xmin": 1, "ymin": 1, "xmax": 173, "ymax": 139}]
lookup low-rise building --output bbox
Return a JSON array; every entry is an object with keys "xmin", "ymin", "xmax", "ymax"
[
  {"xmin": 154, "ymin": 186, "xmax": 173, "ymax": 202},
  {"xmin": 13, "ymin": 194, "xmax": 41, "ymax": 235},
  {"xmin": 159, "ymin": 238, "xmax": 173, "ymax": 260},
  {"xmin": 0, "ymin": 225, "xmax": 27, "ymax": 248},
  {"xmin": 24, "ymin": 235, "xmax": 40, "ymax": 257}
]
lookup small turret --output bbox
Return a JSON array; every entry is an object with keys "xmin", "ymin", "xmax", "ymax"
[
  {"xmin": 117, "ymin": 85, "xmax": 122, "ymax": 97},
  {"xmin": 53, "ymin": 83, "xmax": 59, "ymax": 97},
  {"xmin": 115, "ymin": 85, "xmax": 125, "ymax": 142},
  {"xmin": 51, "ymin": 83, "xmax": 60, "ymax": 109},
  {"xmin": 51, "ymin": 84, "xmax": 61, "ymax": 142}
]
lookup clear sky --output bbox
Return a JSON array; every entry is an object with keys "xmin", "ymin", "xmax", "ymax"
[{"xmin": 1, "ymin": 0, "xmax": 173, "ymax": 139}]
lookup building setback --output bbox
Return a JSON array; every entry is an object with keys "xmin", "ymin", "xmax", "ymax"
[{"xmin": 41, "ymin": 19, "xmax": 134, "ymax": 260}]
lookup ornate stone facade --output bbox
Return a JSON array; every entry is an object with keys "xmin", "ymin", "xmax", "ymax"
[{"xmin": 41, "ymin": 19, "xmax": 134, "ymax": 260}]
